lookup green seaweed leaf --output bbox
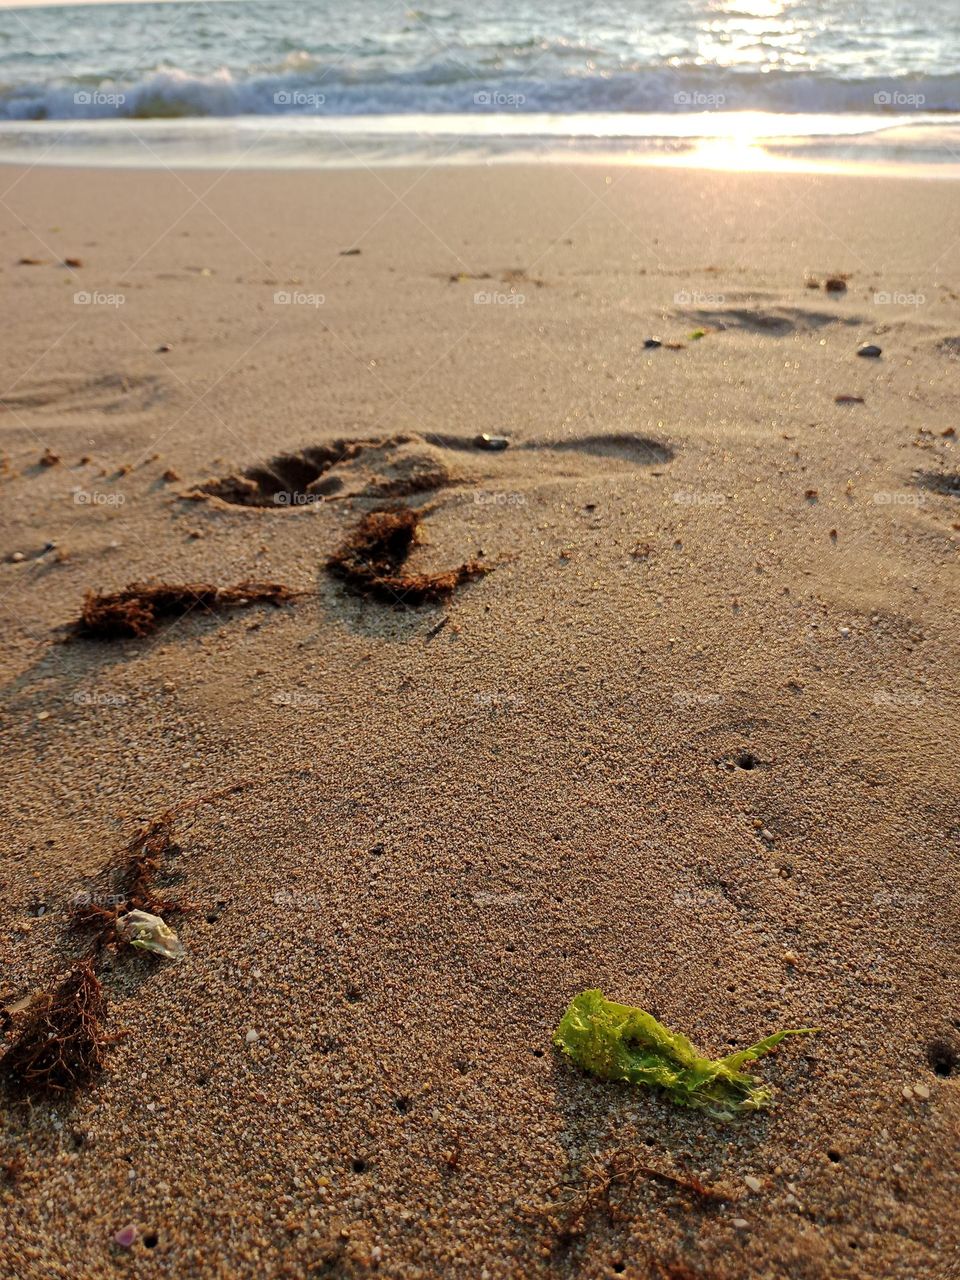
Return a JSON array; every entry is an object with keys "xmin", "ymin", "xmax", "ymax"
[{"xmin": 554, "ymin": 990, "xmax": 816, "ymax": 1120}]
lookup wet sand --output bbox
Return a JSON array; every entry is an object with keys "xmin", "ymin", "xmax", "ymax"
[{"xmin": 0, "ymin": 162, "xmax": 958, "ymax": 1279}]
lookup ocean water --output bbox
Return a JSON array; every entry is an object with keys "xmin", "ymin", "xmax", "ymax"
[{"xmin": 0, "ymin": 0, "xmax": 958, "ymax": 168}]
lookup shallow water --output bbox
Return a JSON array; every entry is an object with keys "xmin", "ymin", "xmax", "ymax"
[{"xmin": 1, "ymin": 0, "xmax": 958, "ymax": 168}]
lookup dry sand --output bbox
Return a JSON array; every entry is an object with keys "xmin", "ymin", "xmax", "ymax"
[{"xmin": 0, "ymin": 161, "xmax": 958, "ymax": 1279}]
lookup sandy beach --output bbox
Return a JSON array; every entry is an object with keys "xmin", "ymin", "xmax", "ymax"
[{"xmin": 0, "ymin": 161, "xmax": 958, "ymax": 1279}]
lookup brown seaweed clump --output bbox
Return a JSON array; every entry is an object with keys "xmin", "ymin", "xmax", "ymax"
[
  {"xmin": 72, "ymin": 815, "xmax": 181, "ymax": 938},
  {"xmin": 327, "ymin": 507, "xmax": 488, "ymax": 605},
  {"xmin": 0, "ymin": 963, "xmax": 107, "ymax": 1095},
  {"xmin": 74, "ymin": 580, "xmax": 300, "ymax": 639}
]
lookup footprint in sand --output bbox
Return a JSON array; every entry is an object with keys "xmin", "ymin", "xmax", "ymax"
[
  {"xmin": 196, "ymin": 430, "xmax": 675, "ymax": 509},
  {"xmin": 195, "ymin": 435, "xmax": 465, "ymax": 508},
  {"xmin": 674, "ymin": 304, "xmax": 867, "ymax": 335},
  {"xmin": 0, "ymin": 373, "xmax": 166, "ymax": 415},
  {"xmin": 913, "ymin": 470, "xmax": 960, "ymax": 498}
]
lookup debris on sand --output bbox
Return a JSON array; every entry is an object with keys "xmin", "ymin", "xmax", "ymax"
[
  {"xmin": 73, "ymin": 812, "xmax": 190, "ymax": 939},
  {"xmin": 857, "ymin": 343, "xmax": 882, "ymax": 358},
  {"xmin": 534, "ymin": 1148, "xmax": 734, "ymax": 1253},
  {"xmin": 115, "ymin": 910, "xmax": 184, "ymax": 960},
  {"xmin": 474, "ymin": 433, "xmax": 509, "ymax": 451},
  {"xmin": 824, "ymin": 276, "xmax": 849, "ymax": 292},
  {"xmin": 327, "ymin": 507, "xmax": 489, "ymax": 605},
  {"xmin": 554, "ymin": 990, "xmax": 816, "ymax": 1119},
  {"xmin": 0, "ymin": 962, "xmax": 107, "ymax": 1095},
  {"xmin": 39, "ymin": 448, "xmax": 60, "ymax": 468},
  {"xmin": 835, "ymin": 394, "xmax": 865, "ymax": 404},
  {"xmin": 74, "ymin": 580, "xmax": 300, "ymax": 639}
]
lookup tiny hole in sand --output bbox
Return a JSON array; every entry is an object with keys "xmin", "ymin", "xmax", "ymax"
[
  {"xmin": 927, "ymin": 1039, "xmax": 958, "ymax": 1077},
  {"xmin": 143, "ymin": 1233, "xmax": 159, "ymax": 1249},
  {"xmin": 736, "ymin": 751, "xmax": 758, "ymax": 770},
  {"xmin": 351, "ymin": 1158, "xmax": 368, "ymax": 1174}
]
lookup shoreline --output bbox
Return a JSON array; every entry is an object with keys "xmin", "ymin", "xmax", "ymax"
[{"xmin": 1, "ymin": 113, "xmax": 959, "ymax": 180}]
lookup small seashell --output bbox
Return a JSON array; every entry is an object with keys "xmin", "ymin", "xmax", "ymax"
[{"xmin": 116, "ymin": 909, "xmax": 184, "ymax": 960}]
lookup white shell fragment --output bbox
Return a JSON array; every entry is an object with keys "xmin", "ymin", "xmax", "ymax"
[{"xmin": 116, "ymin": 909, "xmax": 185, "ymax": 960}]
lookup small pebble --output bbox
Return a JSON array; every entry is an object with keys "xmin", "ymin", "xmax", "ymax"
[
  {"xmin": 245, "ymin": 1029, "xmax": 260, "ymax": 1044},
  {"xmin": 9, "ymin": 551, "xmax": 24, "ymax": 563},
  {"xmin": 914, "ymin": 1082, "xmax": 931, "ymax": 1100},
  {"xmin": 743, "ymin": 1175, "xmax": 762, "ymax": 1192},
  {"xmin": 474, "ymin": 433, "xmax": 509, "ymax": 451},
  {"xmin": 839, "ymin": 626, "xmax": 850, "ymax": 637},
  {"xmin": 732, "ymin": 1218, "xmax": 749, "ymax": 1229},
  {"xmin": 643, "ymin": 338, "xmax": 662, "ymax": 349},
  {"xmin": 858, "ymin": 344, "xmax": 882, "ymax": 358},
  {"xmin": 824, "ymin": 277, "xmax": 847, "ymax": 292},
  {"xmin": 113, "ymin": 1226, "xmax": 138, "ymax": 1249},
  {"xmin": 902, "ymin": 1085, "xmax": 914, "ymax": 1099},
  {"xmin": 156, "ymin": 343, "xmax": 173, "ymax": 353}
]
